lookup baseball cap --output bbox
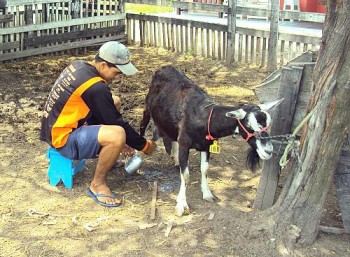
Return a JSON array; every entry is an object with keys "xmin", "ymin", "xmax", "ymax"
[{"xmin": 98, "ymin": 41, "xmax": 138, "ymax": 76}]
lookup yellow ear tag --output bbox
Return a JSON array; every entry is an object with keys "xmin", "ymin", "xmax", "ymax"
[{"xmin": 209, "ymin": 140, "xmax": 221, "ymax": 154}]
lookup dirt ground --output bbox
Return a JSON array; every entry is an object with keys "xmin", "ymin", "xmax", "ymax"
[{"xmin": 0, "ymin": 46, "xmax": 349, "ymax": 257}]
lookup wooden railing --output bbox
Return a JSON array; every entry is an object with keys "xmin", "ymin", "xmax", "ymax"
[
  {"xmin": 126, "ymin": 12, "xmax": 320, "ymax": 67},
  {"xmin": 126, "ymin": 0, "xmax": 325, "ymax": 23},
  {"xmin": 0, "ymin": 0, "xmax": 324, "ymax": 65},
  {"xmin": 0, "ymin": 0, "xmax": 126, "ymax": 62}
]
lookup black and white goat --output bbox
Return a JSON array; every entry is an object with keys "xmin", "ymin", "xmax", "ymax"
[{"xmin": 140, "ymin": 65, "xmax": 282, "ymax": 216}]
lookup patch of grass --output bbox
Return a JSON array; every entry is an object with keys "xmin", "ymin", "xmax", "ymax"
[{"xmin": 125, "ymin": 3, "xmax": 173, "ymax": 14}]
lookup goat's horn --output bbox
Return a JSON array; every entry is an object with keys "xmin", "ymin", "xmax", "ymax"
[
  {"xmin": 258, "ymin": 98, "xmax": 284, "ymax": 111},
  {"xmin": 226, "ymin": 109, "xmax": 246, "ymax": 119}
]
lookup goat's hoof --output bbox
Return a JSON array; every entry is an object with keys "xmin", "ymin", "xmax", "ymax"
[
  {"xmin": 175, "ymin": 209, "xmax": 183, "ymax": 217},
  {"xmin": 183, "ymin": 207, "xmax": 190, "ymax": 215},
  {"xmin": 203, "ymin": 196, "xmax": 215, "ymax": 203},
  {"xmin": 175, "ymin": 206, "xmax": 190, "ymax": 216}
]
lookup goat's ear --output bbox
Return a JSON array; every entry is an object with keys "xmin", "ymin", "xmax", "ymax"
[
  {"xmin": 226, "ymin": 109, "xmax": 246, "ymax": 119},
  {"xmin": 258, "ymin": 98, "xmax": 284, "ymax": 111}
]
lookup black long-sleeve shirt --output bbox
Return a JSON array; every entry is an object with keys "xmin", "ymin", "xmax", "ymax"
[{"xmin": 40, "ymin": 60, "xmax": 147, "ymax": 151}]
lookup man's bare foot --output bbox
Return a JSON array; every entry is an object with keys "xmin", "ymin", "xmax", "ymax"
[{"xmin": 89, "ymin": 183, "xmax": 122, "ymax": 206}]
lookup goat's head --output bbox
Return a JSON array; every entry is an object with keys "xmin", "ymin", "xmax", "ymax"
[{"xmin": 226, "ymin": 99, "xmax": 283, "ymax": 170}]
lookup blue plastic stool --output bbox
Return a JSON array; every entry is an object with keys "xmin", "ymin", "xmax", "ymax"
[{"xmin": 46, "ymin": 147, "xmax": 86, "ymax": 189}]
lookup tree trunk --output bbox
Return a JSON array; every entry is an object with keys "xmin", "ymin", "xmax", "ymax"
[{"xmin": 252, "ymin": 1, "xmax": 350, "ymax": 254}]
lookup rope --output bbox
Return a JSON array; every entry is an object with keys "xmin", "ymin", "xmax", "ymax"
[
  {"xmin": 278, "ymin": 80, "xmax": 337, "ymax": 168},
  {"xmin": 278, "ymin": 107, "xmax": 316, "ymax": 168}
]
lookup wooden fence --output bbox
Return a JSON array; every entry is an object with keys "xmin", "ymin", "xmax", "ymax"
[
  {"xmin": 126, "ymin": 12, "xmax": 320, "ymax": 67},
  {"xmin": 252, "ymin": 51, "xmax": 350, "ymax": 233},
  {"xmin": 0, "ymin": 0, "xmax": 126, "ymax": 62},
  {"xmin": 1, "ymin": 0, "xmax": 324, "ymax": 67}
]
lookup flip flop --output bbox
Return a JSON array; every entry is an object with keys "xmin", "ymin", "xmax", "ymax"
[{"xmin": 86, "ymin": 188, "xmax": 122, "ymax": 207}]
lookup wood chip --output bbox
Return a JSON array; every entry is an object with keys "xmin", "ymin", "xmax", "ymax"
[
  {"xmin": 138, "ymin": 223, "xmax": 158, "ymax": 230},
  {"xmin": 150, "ymin": 181, "xmax": 157, "ymax": 220},
  {"xmin": 165, "ymin": 220, "xmax": 175, "ymax": 237},
  {"xmin": 72, "ymin": 216, "xmax": 78, "ymax": 225},
  {"xmin": 83, "ymin": 222, "xmax": 97, "ymax": 232},
  {"xmin": 42, "ymin": 220, "xmax": 57, "ymax": 225},
  {"xmin": 28, "ymin": 208, "xmax": 48, "ymax": 217}
]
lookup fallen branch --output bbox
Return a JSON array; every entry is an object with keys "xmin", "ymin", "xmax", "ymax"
[
  {"xmin": 319, "ymin": 225, "xmax": 346, "ymax": 234},
  {"xmin": 150, "ymin": 181, "xmax": 157, "ymax": 220}
]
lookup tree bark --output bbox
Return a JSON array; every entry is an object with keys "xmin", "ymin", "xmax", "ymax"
[{"xmin": 252, "ymin": 1, "xmax": 350, "ymax": 254}]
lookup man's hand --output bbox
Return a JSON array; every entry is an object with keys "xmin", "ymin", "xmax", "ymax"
[
  {"xmin": 121, "ymin": 144, "xmax": 136, "ymax": 158},
  {"xmin": 142, "ymin": 139, "xmax": 157, "ymax": 155}
]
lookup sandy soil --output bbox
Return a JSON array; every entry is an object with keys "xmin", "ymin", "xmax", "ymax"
[{"xmin": 0, "ymin": 46, "xmax": 349, "ymax": 257}]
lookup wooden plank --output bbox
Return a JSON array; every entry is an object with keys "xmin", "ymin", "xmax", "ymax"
[
  {"xmin": 280, "ymin": 40, "xmax": 285, "ymax": 66},
  {"xmin": 334, "ymin": 147, "xmax": 350, "ymax": 233},
  {"xmin": 24, "ymin": 25, "xmax": 125, "ymax": 48},
  {"xmin": 244, "ymin": 34, "xmax": 248, "ymax": 63},
  {"xmin": 261, "ymin": 37, "xmax": 267, "ymax": 67},
  {"xmin": 254, "ymin": 72, "xmax": 281, "ymax": 103},
  {"xmin": 206, "ymin": 28, "xmax": 210, "ymax": 58},
  {"xmin": 0, "ymin": 34, "xmax": 126, "ymax": 62},
  {"xmin": 194, "ymin": 27, "xmax": 198, "ymax": 56},
  {"xmin": 171, "ymin": 23, "xmax": 175, "ymax": 51},
  {"xmin": 218, "ymin": 31, "xmax": 222, "ymax": 60},
  {"xmin": 291, "ymin": 63, "xmax": 314, "ymax": 132},
  {"xmin": 255, "ymin": 37, "xmax": 261, "ymax": 66},
  {"xmin": 286, "ymin": 50, "xmax": 315, "ymax": 64},
  {"xmin": 125, "ymin": 1, "xmax": 324, "ymax": 23},
  {"xmin": 162, "ymin": 22, "xmax": 166, "ymax": 48},
  {"xmin": 127, "ymin": 18, "xmax": 132, "ymax": 44},
  {"xmin": 222, "ymin": 31, "xmax": 226, "ymax": 60},
  {"xmin": 267, "ymin": 0, "xmax": 279, "ymax": 72},
  {"xmin": 150, "ymin": 181, "xmax": 158, "ymax": 220},
  {"xmin": 238, "ymin": 33, "xmax": 243, "ymax": 61},
  {"xmin": 319, "ymin": 225, "xmax": 346, "ymax": 234},
  {"xmin": 212, "ymin": 30, "xmax": 215, "ymax": 59},
  {"xmin": 0, "ymin": 13, "xmax": 125, "ymax": 35},
  {"xmin": 154, "ymin": 21, "xmax": 157, "ymax": 47},
  {"xmin": 8, "ymin": 0, "xmax": 70, "ymax": 5},
  {"xmin": 226, "ymin": 1, "xmax": 236, "ymax": 65},
  {"xmin": 250, "ymin": 35, "xmax": 255, "ymax": 63},
  {"xmin": 254, "ymin": 66, "xmax": 304, "ymax": 210},
  {"xmin": 175, "ymin": 24, "xmax": 180, "ymax": 52},
  {"xmin": 0, "ymin": 14, "xmax": 13, "ymax": 23},
  {"xmin": 139, "ymin": 19, "xmax": 144, "ymax": 46},
  {"xmin": 0, "ymin": 40, "xmax": 20, "ymax": 51},
  {"xmin": 185, "ymin": 24, "xmax": 189, "ymax": 53},
  {"xmin": 201, "ymin": 27, "xmax": 205, "ymax": 56},
  {"xmin": 127, "ymin": 13, "xmax": 227, "ymax": 32},
  {"xmin": 167, "ymin": 23, "xmax": 171, "ymax": 50}
]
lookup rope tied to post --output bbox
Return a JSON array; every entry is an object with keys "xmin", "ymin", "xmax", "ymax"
[{"xmin": 279, "ymin": 80, "xmax": 337, "ymax": 168}]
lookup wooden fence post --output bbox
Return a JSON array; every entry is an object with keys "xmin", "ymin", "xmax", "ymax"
[
  {"xmin": 226, "ymin": 0, "xmax": 237, "ymax": 65},
  {"xmin": 267, "ymin": 0, "xmax": 279, "ymax": 72},
  {"xmin": 253, "ymin": 66, "xmax": 304, "ymax": 210},
  {"xmin": 334, "ymin": 138, "xmax": 350, "ymax": 233}
]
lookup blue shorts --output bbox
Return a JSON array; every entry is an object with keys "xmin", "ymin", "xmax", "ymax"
[{"xmin": 57, "ymin": 125, "xmax": 101, "ymax": 160}]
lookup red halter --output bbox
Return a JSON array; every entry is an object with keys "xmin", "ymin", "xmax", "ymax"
[
  {"xmin": 206, "ymin": 108, "xmax": 216, "ymax": 140},
  {"xmin": 237, "ymin": 119, "xmax": 269, "ymax": 142}
]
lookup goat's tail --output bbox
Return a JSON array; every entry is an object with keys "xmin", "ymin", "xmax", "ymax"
[
  {"xmin": 140, "ymin": 107, "xmax": 151, "ymax": 137},
  {"xmin": 246, "ymin": 148, "xmax": 260, "ymax": 172}
]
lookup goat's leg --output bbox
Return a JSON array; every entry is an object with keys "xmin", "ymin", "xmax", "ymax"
[
  {"xmin": 139, "ymin": 108, "xmax": 151, "ymax": 136},
  {"xmin": 171, "ymin": 141, "xmax": 179, "ymax": 167},
  {"xmin": 162, "ymin": 136, "xmax": 173, "ymax": 156},
  {"xmin": 200, "ymin": 151, "xmax": 215, "ymax": 202},
  {"xmin": 175, "ymin": 146, "xmax": 190, "ymax": 216}
]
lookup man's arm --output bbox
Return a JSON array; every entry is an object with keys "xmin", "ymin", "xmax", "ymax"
[{"xmin": 81, "ymin": 83, "xmax": 147, "ymax": 151}]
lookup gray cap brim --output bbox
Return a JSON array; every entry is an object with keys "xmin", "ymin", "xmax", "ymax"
[{"xmin": 116, "ymin": 62, "xmax": 138, "ymax": 76}]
